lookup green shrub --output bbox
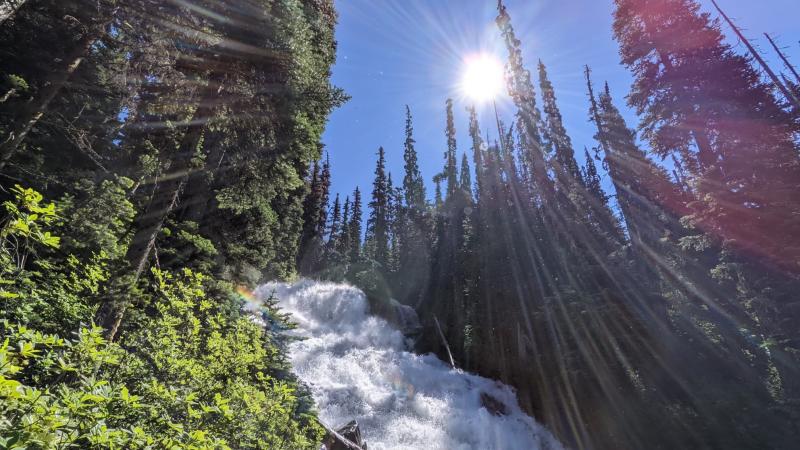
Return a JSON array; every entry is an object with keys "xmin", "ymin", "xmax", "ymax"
[{"xmin": 0, "ymin": 187, "xmax": 323, "ymax": 449}]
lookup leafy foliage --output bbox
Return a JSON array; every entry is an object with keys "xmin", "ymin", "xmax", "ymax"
[
  {"xmin": 0, "ymin": 188, "xmax": 323, "ymax": 449},
  {"xmin": 0, "ymin": 0, "xmax": 341, "ymax": 446}
]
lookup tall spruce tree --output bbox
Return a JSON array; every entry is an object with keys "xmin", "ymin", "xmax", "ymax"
[
  {"xmin": 327, "ymin": 193, "xmax": 341, "ymax": 250},
  {"xmin": 467, "ymin": 106, "xmax": 485, "ymax": 198},
  {"xmin": 297, "ymin": 160, "xmax": 327, "ymax": 274},
  {"xmin": 613, "ymin": 0, "xmax": 800, "ymax": 273},
  {"xmin": 386, "ymin": 173, "xmax": 403, "ymax": 275},
  {"xmin": 349, "ymin": 187, "xmax": 363, "ymax": 263},
  {"xmin": 538, "ymin": 60, "xmax": 583, "ymax": 187},
  {"xmin": 496, "ymin": 0, "xmax": 555, "ymax": 205},
  {"xmin": 588, "ymin": 67, "xmax": 799, "ymax": 450},
  {"xmin": 444, "ymin": 99, "xmax": 459, "ymax": 198},
  {"xmin": 366, "ymin": 147, "xmax": 390, "ymax": 268},
  {"xmin": 582, "ymin": 148, "xmax": 606, "ymax": 205},
  {"xmin": 403, "ymin": 105, "xmax": 426, "ymax": 209},
  {"xmin": 395, "ymin": 105, "xmax": 432, "ymax": 305},
  {"xmin": 460, "ymin": 153, "xmax": 472, "ymax": 195},
  {"xmin": 318, "ymin": 155, "xmax": 332, "ymax": 235},
  {"xmin": 433, "ymin": 175, "xmax": 443, "ymax": 209},
  {"xmin": 338, "ymin": 195, "xmax": 351, "ymax": 258}
]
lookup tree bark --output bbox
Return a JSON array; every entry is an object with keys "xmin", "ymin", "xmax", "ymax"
[{"xmin": 95, "ymin": 76, "xmax": 223, "ymax": 340}]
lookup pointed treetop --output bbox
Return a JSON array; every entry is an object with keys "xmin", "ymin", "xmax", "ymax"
[
  {"xmin": 403, "ymin": 105, "xmax": 426, "ymax": 209},
  {"xmin": 444, "ymin": 99, "xmax": 459, "ymax": 197},
  {"xmin": 460, "ymin": 152, "xmax": 472, "ymax": 194}
]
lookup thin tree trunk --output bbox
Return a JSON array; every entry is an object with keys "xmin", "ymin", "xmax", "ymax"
[
  {"xmin": 710, "ymin": 0, "xmax": 800, "ymax": 110},
  {"xmin": 433, "ymin": 314, "xmax": 456, "ymax": 369},
  {"xmin": 691, "ymin": 128, "xmax": 716, "ymax": 169},
  {"xmin": 764, "ymin": 33, "xmax": 800, "ymax": 85},
  {"xmin": 95, "ymin": 76, "xmax": 223, "ymax": 340},
  {"xmin": 0, "ymin": 24, "xmax": 104, "ymax": 171},
  {"xmin": 0, "ymin": 0, "xmax": 26, "ymax": 28}
]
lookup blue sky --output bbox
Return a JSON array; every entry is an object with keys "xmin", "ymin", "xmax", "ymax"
[{"xmin": 322, "ymin": 0, "xmax": 800, "ymax": 205}]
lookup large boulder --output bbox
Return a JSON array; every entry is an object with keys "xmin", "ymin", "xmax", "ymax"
[
  {"xmin": 321, "ymin": 420, "xmax": 368, "ymax": 450},
  {"xmin": 388, "ymin": 299, "xmax": 422, "ymax": 337}
]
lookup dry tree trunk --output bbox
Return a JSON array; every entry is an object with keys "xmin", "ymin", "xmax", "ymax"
[
  {"xmin": 0, "ymin": 0, "xmax": 26, "ymax": 28},
  {"xmin": 710, "ymin": 0, "xmax": 800, "ymax": 110},
  {"xmin": 764, "ymin": 33, "xmax": 800, "ymax": 85}
]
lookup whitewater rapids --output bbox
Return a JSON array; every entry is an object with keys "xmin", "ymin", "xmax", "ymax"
[{"xmin": 256, "ymin": 280, "xmax": 564, "ymax": 450}]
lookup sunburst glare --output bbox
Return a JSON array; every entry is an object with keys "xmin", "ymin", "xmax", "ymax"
[{"xmin": 460, "ymin": 53, "xmax": 505, "ymax": 103}]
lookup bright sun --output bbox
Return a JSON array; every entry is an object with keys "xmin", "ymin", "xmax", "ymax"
[{"xmin": 461, "ymin": 53, "xmax": 506, "ymax": 103}]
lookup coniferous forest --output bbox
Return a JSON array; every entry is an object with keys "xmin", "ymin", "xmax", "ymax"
[
  {"xmin": 0, "ymin": 0, "xmax": 341, "ymax": 447},
  {"xmin": 2, "ymin": 0, "xmax": 800, "ymax": 449}
]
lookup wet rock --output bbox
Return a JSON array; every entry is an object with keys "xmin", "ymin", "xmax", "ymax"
[
  {"xmin": 369, "ymin": 294, "xmax": 422, "ymax": 338},
  {"xmin": 480, "ymin": 392, "xmax": 509, "ymax": 416},
  {"xmin": 321, "ymin": 420, "xmax": 368, "ymax": 450},
  {"xmin": 390, "ymin": 299, "xmax": 422, "ymax": 337}
]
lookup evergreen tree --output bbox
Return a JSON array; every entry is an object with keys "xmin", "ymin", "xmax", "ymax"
[
  {"xmin": 297, "ymin": 160, "xmax": 327, "ymax": 274},
  {"xmin": 460, "ymin": 153, "xmax": 472, "ymax": 195},
  {"xmin": 496, "ymin": 0, "xmax": 555, "ymax": 204},
  {"xmin": 613, "ymin": 0, "xmax": 800, "ymax": 273},
  {"xmin": 433, "ymin": 175, "xmax": 443, "ymax": 209},
  {"xmin": 537, "ymin": 61, "xmax": 625, "ymax": 245},
  {"xmin": 586, "ymin": 74, "xmax": 686, "ymax": 252},
  {"xmin": 538, "ymin": 60, "xmax": 583, "ymax": 187},
  {"xmin": 318, "ymin": 155, "xmax": 332, "ymax": 235},
  {"xmin": 589, "ymin": 72, "xmax": 799, "ymax": 450},
  {"xmin": 366, "ymin": 147, "xmax": 390, "ymax": 268},
  {"xmin": 395, "ymin": 105, "xmax": 432, "ymax": 305},
  {"xmin": 0, "ymin": 0, "xmax": 120, "ymax": 171},
  {"xmin": 327, "ymin": 193, "xmax": 341, "ymax": 250},
  {"xmin": 386, "ymin": 173, "xmax": 402, "ymax": 275},
  {"xmin": 467, "ymin": 106, "xmax": 485, "ymax": 198},
  {"xmin": 582, "ymin": 148, "xmax": 606, "ymax": 205},
  {"xmin": 444, "ymin": 99, "xmax": 459, "ymax": 198},
  {"xmin": 0, "ymin": 0, "xmax": 341, "ymax": 445},
  {"xmin": 403, "ymin": 105, "xmax": 426, "ymax": 209},
  {"xmin": 338, "ymin": 195, "xmax": 351, "ymax": 258},
  {"xmin": 349, "ymin": 187, "xmax": 363, "ymax": 263}
]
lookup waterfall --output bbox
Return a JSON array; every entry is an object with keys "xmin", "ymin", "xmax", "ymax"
[{"xmin": 256, "ymin": 280, "xmax": 564, "ymax": 450}]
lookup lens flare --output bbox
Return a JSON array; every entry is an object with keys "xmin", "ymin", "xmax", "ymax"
[
  {"xmin": 460, "ymin": 53, "xmax": 505, "ymax": 103},
  {"xmin": 236, "ymin": 285, "xmax": 257, "ymax": 303}
]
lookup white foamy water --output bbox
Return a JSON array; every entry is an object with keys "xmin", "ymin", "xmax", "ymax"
[{"xmin": 256, "ymin": 280, "xmax": 564, "ymax": 450}]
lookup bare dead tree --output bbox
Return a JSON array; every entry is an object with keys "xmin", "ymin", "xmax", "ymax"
[
  {"xmin": 764, "ymin": 33, "xmax": 800, "ymax": 85},
  {"xmin": 709, "ymin": 0, "xmax": 800, "ymax": 110}
]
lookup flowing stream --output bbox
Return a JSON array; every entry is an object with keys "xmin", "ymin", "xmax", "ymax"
[{"xmin": 256, "ymin": 280, "xmax": 564, "ymax": 450}]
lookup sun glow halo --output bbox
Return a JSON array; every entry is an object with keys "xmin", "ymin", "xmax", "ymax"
[{"xmin": 461, "ymin": 54, "xmax": 506, "ymax": 103}]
